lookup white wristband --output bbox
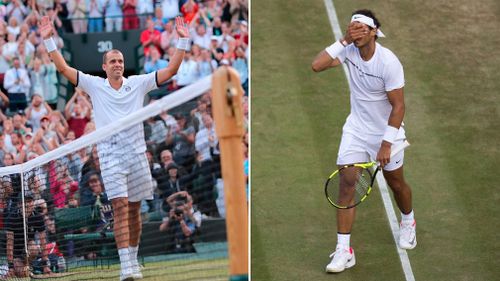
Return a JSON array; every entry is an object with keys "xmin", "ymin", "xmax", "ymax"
[
  {"xmin": 383, "ymin": 126, "xmax": 399, "ymax": 143},
  {"xmin": 325, "ymin": 40, "xmax": 345, "ymax": 59},
  {"xmin": 176, "ymin": 38, "xmax": 190, "ymax": 51},
  {"xmin": 44, "ymin": 37, "xmax": 57, "ymax": 53}
]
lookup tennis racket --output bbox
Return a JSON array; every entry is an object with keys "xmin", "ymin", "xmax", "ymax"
[{"xmin": 325, "ymin": 140, "xmax": 410, "ymax": 209}]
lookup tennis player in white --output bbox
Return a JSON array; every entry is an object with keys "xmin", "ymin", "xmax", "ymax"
[
  {"xmin": 312, "ymin": 9, "xmax": 417, "ymax": 273},
  {"xmin": 38, "ymin": 16, "xmax": 190, "ymax": 281}
]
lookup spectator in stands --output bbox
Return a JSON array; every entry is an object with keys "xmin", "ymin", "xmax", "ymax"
[
  {"xmin": 158, "ymin": 109, "xmax": 179, "ymax": 132},
  {"xmin": 29, "ymin": 58, "xmax": 49, "ymax": 100},
  {"xmin": 87, "ymin": 0, "xmax": 104, "ymax": 33},
  {"xmin": 191, "ymin": 23, "xmax": 212, "ymax": 50},
  {"xmin": 79, "ymin": 171, "xmax": 112, "ymax": 259},
  {"xmin": 140, "ymin": 18, "xmax": 162, "ymax": 58},
  {"xmin": 204, "ymin": 0, "xmax": 219, "ymax": 22},
  {"xmin": 161, "ymin": 0, "xmax": 180, "ymax": 21},
  {"xmin": 6, "ymin": 0, "xmax": 28, "ymax": 26},
  {"xmin": 6, "ymin": 17, "xmax": 20, "ymax": 37},
  {"xmin": 67, "ymin": 0, "xmax": 88, "ymax": 34},
  {"xmin": 193, "ymin": 113, "xmax": 219, "ymax": 216},
  {"xmin": 172, "ymin": 51, "xmax": 198, "ymax": 89},
  {"xmin": 80, "ymin": 145, "xmax": 100, "ymax": 187},
  {"xmin": 40, "ymin": 52, "xmax": 59, "ymax": 107},
  {"xmin": 3, "ymin": 57, "xmax": 31, "ymax": 112},
  {"xmin": 46, "ymin": 8, "xmax": 64, "ymax": 33},
  {"xmin": 211, "ymin": 16, "xmax": 222, "ymax": 36},
  {"xmin": 16, "ymin": 39, "xmax": 32, "ymax": 69},
  {"xmin": 31, "ymin": 114, "xmax": 58, "ymax": 153},
  {"xmin": 53, "ymin": 0, "xmax": 73, "ymax": 33},
  {"xmin": 153, "ymin": 162, "xmax": 189, "ymax": 200},
  {"xmin": 144, "ymin": 46, "xmax": 168, "ymax": 74},
  {"xmin": 211, "ymin": 47, "xmax": 224, "ymax": 67},
  {"xmin": 234, "ymin": 19, "xmax": 248, "ymax": 48},
  {"xmin": 9, "ymin": 131, "xmax": 26, "ymax": 163},
  {"xmin": 64, "ymin": 89, "xmax": 91, "ymax": 138},
  {"xmin": 151, "ymin": 6, "xmax": 166, "ymax": 32},
  {"xmin": 27, "ymin": 173, "xmax": 49, "ymax": 215},
  {"xmin": 158, "ymin": 149, "xmax": 174, "ymax": 167},
  {"xmin": 103, "ymin": 0, "xmax": 124, "ymax": 32},
  {"xmin": 6, "ymin": 193, "xmax": 51, "ymax": 277},
  {"xmin": 48, "ymin": 111, "xmax": 69, "ymax": 141},
  {"xmin": 48, "ymin": 161, "xmax": 78, "ymax": 208},
  {"xmin": 12, "ymin": 112, "xmax": 29, "ymax": 135},
  {"xmin": 136, "ymin": 0, "xmax": 154, "ymax": 28},
  {"xmin": 232, "ymin": 46, "xmax": 247, "ymax": 94},
  {"xmin": 80, "ymin": 171, "xmax": 112, "ymax": 230},
  {"xmin": 197, "ymin": 48, "xmax": 214, "ymax": 79},
  {"xmin": 168, "ymin": 113, "xmax": 196, "ymax": 170},
  {"xmin": 40, "ymin": 216, "xmax": 66, "ymax": 273},
  {"xmin": 181, "ymin": 0, "xmax": 198, "ymax": 24},
  {"xmin": 122, "ymin": 0, "xmax": 139, "ymax": 30},
  {"xmin": 160, "ymin": 19, "xmax": 177, "ymax": 52},
  {"xmin": 159, "ymin": 190, "xmax": 201, "ymax": 253},
  {"xmin": 26, "ymin": 94, "xmax": 52, "ymax": 133},
  {"xmin": 0, "ymin": 48, "xmax": 11, "ymax": 92},
  {"xmin": 191, "ymin": 97, "xmax": 208, "ymax": 131},
  {"xmin": 3, "ymin": 33, "xmax": 18, "ymax": 60},
  {"xmin": 219, "ymin": 22, "xmax": 235, "ymax": 53}
]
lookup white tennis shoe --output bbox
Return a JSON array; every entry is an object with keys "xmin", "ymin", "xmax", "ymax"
[
  {"xmin": 399, "ymin": 220, "xmax": 417, "ymax": 250},
  {"xmin": 326, "ymin": 246, "xmax": 356, "ymax": 273},
  {"xmin": 131, "ymin": 263, "xmax": 143, "ymax": 279},
  {"xmin": 120, "ymin": 268, "xmax": 134, "ymax": 281}
]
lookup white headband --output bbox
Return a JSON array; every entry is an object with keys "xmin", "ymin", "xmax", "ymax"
[{"xmin": 351, "ymin": 14, "xmax": 385, "ymax": 38}]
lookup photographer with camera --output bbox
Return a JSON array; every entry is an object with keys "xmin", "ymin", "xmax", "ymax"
[{"xmin": 159, "ymin": 191, "xmax": 201, "ymax": 253}]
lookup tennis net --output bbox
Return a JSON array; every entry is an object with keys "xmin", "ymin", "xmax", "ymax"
[{"xmin": 0, "ymin": 75, "xmax": 241, "ymax": 280}]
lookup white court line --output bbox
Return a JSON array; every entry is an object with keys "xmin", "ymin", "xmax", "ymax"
[{"xmin": 322, "ymin": 1, "xmax": 416, "ymax": 281}]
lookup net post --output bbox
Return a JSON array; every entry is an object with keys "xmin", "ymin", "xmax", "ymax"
[{"xmin": 211, "ymin": 66, "xmax": 248, "ymax": 280}]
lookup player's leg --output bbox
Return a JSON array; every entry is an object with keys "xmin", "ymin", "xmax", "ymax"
[
  {"xmin": 112, "ymin": 197, "xmax": 134, "ymax": 280},
  {"xmin": 126, "ymin": 152, "xmax": 154, "ymax": 279},
  {"xmin": 128, "ymin": 201, "xmax": 143, "ymax": 279},
  {"xmin": 383, "ymin": 165, "xmax": 417, "ymax": 250},
  {"xmin": 327, "ymin": 133, "xmax": 367, "ymax": 273},
  {"xmin": 383, "ymin": 165, "xmax": 412, "ymax": 213},
  {"xmin": 99, "ymin": 152, "xmax": 134, "ymax": 280}
]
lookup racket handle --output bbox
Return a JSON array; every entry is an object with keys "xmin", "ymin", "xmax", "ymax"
[{"xmin": 390, "ymin": 140, "xmax": 410, "ymax": 157}]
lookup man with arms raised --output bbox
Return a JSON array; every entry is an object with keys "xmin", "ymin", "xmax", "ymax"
[
  {"xmin": 312, "ymin": 9, "xmax": 417, "ymax": 273},
  {"xmin": 38, "ymin": 15, "xmax": 190, "ymax": 281}
]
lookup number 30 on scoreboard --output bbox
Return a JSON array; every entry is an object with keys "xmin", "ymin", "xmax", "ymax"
[{"xmin": 97, "ymin": 41, "xmax": 113, "ymax": 53}]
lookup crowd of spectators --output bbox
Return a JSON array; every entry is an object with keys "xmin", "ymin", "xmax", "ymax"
[{"xmin": 0, "ymin": 0, "xmax": 248, "ymax": 277}]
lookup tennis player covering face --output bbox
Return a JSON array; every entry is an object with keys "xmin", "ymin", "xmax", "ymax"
[
  {"xmin": 312, "ymin": 9, "xmax": 417, "ymax": 273},
  {"xmin": 38, "ymin": 16, "xmax": 190, "ymax": 281}
]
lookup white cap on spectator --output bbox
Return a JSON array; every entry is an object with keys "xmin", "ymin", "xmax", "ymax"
[{"xmin": 211, "ymin": 35, "xmax": 223, "ymax": 44}]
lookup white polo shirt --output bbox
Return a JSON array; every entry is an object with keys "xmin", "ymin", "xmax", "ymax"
[
  {"xmin": 337, "ymin": 42, "xmax": 405, "ymax": 136},
  {"xmin": 76, "ymin": 71, "xmax": 158, "ymax": 154}
]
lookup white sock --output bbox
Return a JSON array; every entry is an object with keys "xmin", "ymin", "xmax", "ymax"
[
  {"xmin": 337, "ymin": 233, "xmax": 351, "ymax": 249},
  {"xmin": 401, "ymin": 210, "xmax": 414, "ymax": 223},
  {"xmin": 129, "ymin": 245, "xmax": 139, "ymax": 267},
  {"xmin": 118, "ymin": 248, "xmax": 131, "ymax": 272}
]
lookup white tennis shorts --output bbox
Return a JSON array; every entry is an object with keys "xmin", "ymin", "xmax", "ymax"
[
  {"xmin": 337, "ymin": 129, "xmax": 406, "ymax": 171},
  {"xmin": 98, "ymin": 151, "xmax": 154, "ymax": 202}
]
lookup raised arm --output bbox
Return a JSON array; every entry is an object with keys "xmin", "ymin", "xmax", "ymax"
[
  {"xmin": 64, "ymin": 91, "xmax": 78, "ymax": 119},
  {"xmin": 156, "ymin": 17, "xmax": 190, "ymax": 85},
  {"xmin": 311, "ymin": 22, "xmax": 368, "ymax": 72},
  {"xmin": 38, "ymin": 16, "xmax": 78, "ymax": 85}
]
